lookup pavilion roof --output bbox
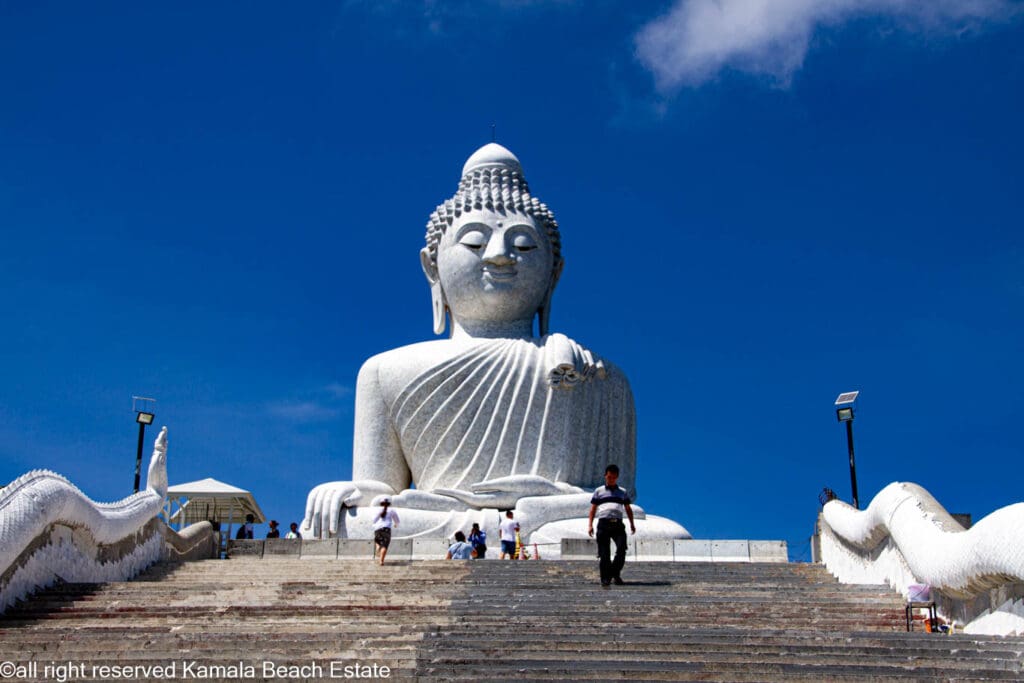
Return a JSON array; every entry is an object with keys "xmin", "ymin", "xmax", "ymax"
[{"xmin": 166, "ymin": 477, "xmax": 266, "ymax": 526}]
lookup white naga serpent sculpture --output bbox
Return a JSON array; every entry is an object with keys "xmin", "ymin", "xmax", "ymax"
[
  {"xmin": 0, "ymin": 427, "xmax": 169, "ymax": 611},
  {"xmin": 821, "ymin": 482, "xmax": 1024, "ymax": 598}
]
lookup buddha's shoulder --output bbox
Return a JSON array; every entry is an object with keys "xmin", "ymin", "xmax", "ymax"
[
  {"xmin": 359, "ymin": 340, "xmax": 454, "ymax": 374},
  {"xmin": 356, "ymin": 340, "xmax": 462, "ymax": 398}
]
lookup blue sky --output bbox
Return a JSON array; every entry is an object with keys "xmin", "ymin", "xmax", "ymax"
[{"xmin": 2, "ymin": 1, "xmax": 1022, "ymax": 560}]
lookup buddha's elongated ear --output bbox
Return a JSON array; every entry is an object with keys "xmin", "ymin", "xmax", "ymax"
[
  {"xmin": 420, "ymin": 247, "xmax": 447, "ymax": 335},
  {"xmin": 538, "ymin": 258, "xmax": 564, "ymax": 337}
]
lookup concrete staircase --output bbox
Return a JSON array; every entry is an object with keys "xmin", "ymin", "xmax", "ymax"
[{"xmin": 2, "ymin": 558, "xmax": 1022, "ymax": 681}]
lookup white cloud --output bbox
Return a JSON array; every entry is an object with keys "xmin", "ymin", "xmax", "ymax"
[
  {"xmin": 265, "ymin": 400, "xmax": 340, "ymax": 423},
  {"xmin": 339, "ymin": 0, "xmax": 579, "ymax": 37},
  {"xmin": 264, "ymin": 384, "xmax": 351, "ymax": 423},
  {"xmin": 635, "ymin": 0, "xmax": 1022, "ymax": 90},
  {"xmin": 323, "ymin": 382, "xmax": 353, "ymax": 399}
]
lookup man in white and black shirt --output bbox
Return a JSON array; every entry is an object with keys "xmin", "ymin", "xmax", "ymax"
[{"xmin": 588, "ymin": 464, "xmax": 635, "ymax": 587}]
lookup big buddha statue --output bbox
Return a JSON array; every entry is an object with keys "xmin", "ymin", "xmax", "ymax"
[{"xmin": 301, "ymin": 143, "xmax": 688, "ymax": 548}]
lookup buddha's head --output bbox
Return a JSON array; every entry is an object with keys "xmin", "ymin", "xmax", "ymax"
[{"xmin": 422, "ymin": 143, "xmax": 564, "ymax": 337}]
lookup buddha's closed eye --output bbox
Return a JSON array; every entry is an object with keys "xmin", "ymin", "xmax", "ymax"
[
  {"xmin": 459, "ymin": 230, "xmax": 487, "ymax": 250},
  {"xmin": 513, "ymin": 234, "xmax": 537, "ymax": 252}
]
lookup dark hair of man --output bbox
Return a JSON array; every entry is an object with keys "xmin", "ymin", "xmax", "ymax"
[
  {"xmin": 454, "ymin": 531, "xmax": 466, "ymax": 542},
  {"xmin": 605, "ymin": 464, "xmax": 619, "ymax": 475},
  {"xmin": 505, "ymin": 510, "xmax": 514, "ymax": 518}
]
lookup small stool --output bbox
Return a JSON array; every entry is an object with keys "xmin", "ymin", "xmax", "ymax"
[{"xmin": 906, "ymin": 601, "xmax": 937, "ymax": 632}]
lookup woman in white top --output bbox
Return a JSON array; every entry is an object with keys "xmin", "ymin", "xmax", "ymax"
[{"xmin": 372, "ymin": 497, "xmax": 400, "ymax": 565}]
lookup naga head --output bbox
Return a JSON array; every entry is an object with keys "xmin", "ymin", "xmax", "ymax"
[{"xmin": 146, "ymin": 426, "xmax": 168, "ymax": 499}]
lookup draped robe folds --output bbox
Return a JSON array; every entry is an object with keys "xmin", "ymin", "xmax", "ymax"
[{"xmin": 388, "ymin": 334, "xmax": 636, "ymax": 497}]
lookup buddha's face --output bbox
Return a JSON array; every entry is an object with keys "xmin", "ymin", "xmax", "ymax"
[{"xmin": 434, "ymin": 208, "xmax": 555, "ymax": 324}]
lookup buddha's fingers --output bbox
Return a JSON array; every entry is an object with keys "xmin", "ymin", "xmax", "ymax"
[
  {"xmin": 305, "ymin": 483, "xmax": 354, "ymax": 536},
  {"xmin": 327, "ymin": 485, "xmax": 358, "ymax": 536},
  {"xmin": 316, "ymin": 486, "xmax": 336, "ymax": 539},
  {"xmin": 514, "ymin": 491, "xmax": 592, "ymax": 518},
  {"xmin": 391, "ymin": 489, "xmax": 465, "ymax": 511},
  {"xmin": 469, "ymin": 474, "xmax": 565, "ymax": 496},
  {"xmin": 305, "ymin": 484, "xmax": 326, "ymax": 538},
  {"xmin": 433, "ymin": 487, "xmax": 519, "ymax": 510}
]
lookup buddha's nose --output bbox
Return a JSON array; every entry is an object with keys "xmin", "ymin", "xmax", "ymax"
[{"xmin": 482, "ymin": 235, "xmax": 515, "ymax": 266}]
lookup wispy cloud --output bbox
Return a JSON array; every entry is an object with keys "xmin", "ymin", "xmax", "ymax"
[
  {"xmin": 265, "ymin": 400, "xmax": 341, "ymax": 423},
  {"xmin": 263, "ymin": 382, "xmax": 353, "ymax": 424},
  {"xmin": 323, "ymin": 382, "xmax": 353, "ymax": 399},
  {"xmin": 635, "ymin": 0, "xmax": 1022, "ymax": 90},
  {"xmin": 337, "ymin": 0, "xmax": 581, "ymax": 37}
]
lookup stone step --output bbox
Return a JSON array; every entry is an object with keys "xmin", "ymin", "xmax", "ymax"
[
  {"xmin": 135, "ymin": 561, "xmax": 848, "ymax": 579},
  {"xmin": 28, "ymin": 569, "xmax": 891, "ymax": 583},
  {"xmin": 422, "ymin": 637, "xmax": 1023, "ymax": 665},
  {"xmin": 3, "ymin": 608, "xmax": 905, "ymax": 627},
  {"xmin": 112, "ymin": 577, "xmax": 871, "ymax": 590},
  {"xmin": 10, "ymin": 588, "xmax": 904, "ymax": 603},
  {"xmin": 417, "ymin": 659, "xmax": 1020, "ymax": 682},
  {"xmin": 10, "ymin": 590, "xmax": 901, "ymax": 606},
  {"xmin": 40, "ymin": 577, "xmax": 898, "ymax": 589},
  {"xmin": 6, "ymin": 631, "xmax": 1014, "ymax": 666},
  {"xmin": 420, "ymin": 654, "xmax": 1021, "ymax": 679},
  {"xmin": 5, "ymin": 640, "xmax": 1014, "ymax": 668},
  {"xmin": 13, "ymin": 592, "xmax": 901, "ymax": 609},
  {"xmin": 427, "ymin": 626, "xmax": 1023, "ymax": 649},
  {"xmin": 133, "ymin": 572, "xmax": 854, "ymax": 585}
]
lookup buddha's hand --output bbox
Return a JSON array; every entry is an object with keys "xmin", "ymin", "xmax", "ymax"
[
  {"xmin": 302, "ymin": 480, "xmax": 394, "ymax": 539},
  {"xmin": 434, "ymin": 475, "xmax": 583, "ymax": 510}
]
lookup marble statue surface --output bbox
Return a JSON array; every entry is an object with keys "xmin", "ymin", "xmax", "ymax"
[
  {"xmin": 820, "ymin": 481, "xmax": 1024, "ymax": 635},
  {"xmin": 822, "ymin": 482, "xmax": 1024, "ymax": 597},
  {"xmin": 301, "ymin": 143, "xmax": 688, "ymax": 548},
  {"xmin": 1, "ymin": 428, "xmax": 170, "ymax": 611}
]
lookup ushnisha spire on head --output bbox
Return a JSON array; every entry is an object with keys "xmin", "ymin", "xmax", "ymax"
[{"xmin": 460, "ymin": 142, "xmax": 523, "ymax": 176}]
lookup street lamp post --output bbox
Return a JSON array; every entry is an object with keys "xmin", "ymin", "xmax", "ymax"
[
  {"xmin": 132, "ymin": 396, "xmax": 156, "ymax": 493},
  {"xmin": 834, "ymin": 391, "xmax": 860, "ymax": 509}
]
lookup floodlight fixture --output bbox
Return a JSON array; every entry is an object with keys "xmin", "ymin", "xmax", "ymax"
[
  {"xmin": 833, "ymin": 390, "xmax": 860, "ymax": 509},
  {"xmin": 132, "ymin": 396, "xmax": 157, "ymax": 494}
]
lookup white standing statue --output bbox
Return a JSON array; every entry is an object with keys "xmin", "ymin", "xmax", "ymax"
[{"xmin": 302, "ymin": 143, "xmax": 688, "ymax": 547}]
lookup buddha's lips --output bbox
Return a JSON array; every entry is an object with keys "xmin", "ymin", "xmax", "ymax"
[{"xmin": 482, "ymin": 269, "xmax": 516, "ymax": 280}]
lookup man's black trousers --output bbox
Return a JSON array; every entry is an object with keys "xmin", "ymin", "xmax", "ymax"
[{"xmin": 596, "ymin": 518, "xmax": 627, "ymax": 583}]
